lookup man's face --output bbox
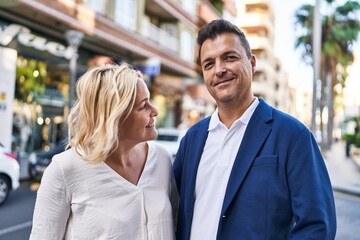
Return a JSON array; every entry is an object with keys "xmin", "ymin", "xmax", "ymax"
[{"xmin": 200, "ymin": 33, "xmax": 256, "ymax": 106}]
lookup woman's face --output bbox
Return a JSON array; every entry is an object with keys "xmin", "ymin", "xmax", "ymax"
[{"xmin": 119, "ymin": 79, "xmax": 158, "ymax": 144}]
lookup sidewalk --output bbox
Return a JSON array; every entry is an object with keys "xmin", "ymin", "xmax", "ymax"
[{"xmin": 323, "ymin": 141, "xmax": 360, "ymax": 196}]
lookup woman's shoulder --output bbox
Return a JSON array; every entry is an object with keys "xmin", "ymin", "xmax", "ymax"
[
  {"xmin": 148, "ymin": 141, "xmax": 170, "ymax": 155},
  {"xmin": 53, "ymin": 148, "xmax": 78, "ymax": 161},
  {"xmin": 148, "ymin": 141, "xmax": 172, "ymax": 162},
  {"xmin": 46, "ymin": 148, "xmax": 97, "ymax": 186},
  {"xmin": 52, "ymin": 148, "xmax": 87, "ymax": 171}
]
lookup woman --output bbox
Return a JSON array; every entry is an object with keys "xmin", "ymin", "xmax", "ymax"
[{"xmin": 30, "ymin": 63, "xmax": 178, "ymax": 239}]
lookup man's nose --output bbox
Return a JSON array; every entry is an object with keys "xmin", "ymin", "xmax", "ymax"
[{"xmin": 215, "ymin": 61, "xmax": 226, "ymax": 77}]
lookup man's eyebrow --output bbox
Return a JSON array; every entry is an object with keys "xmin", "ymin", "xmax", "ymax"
[
  {"xmin": 222, "ymin": 50, "xmax": 241, "ymax": 56},
  {"xmin": 201, "ymin": 57, "xmax": 212, "ymax": 66},
  {"xmin": 201, "ymin": 50, "xmax": 241, "ymax": 65}
]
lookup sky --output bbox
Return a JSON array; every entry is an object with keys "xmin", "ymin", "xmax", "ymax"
[{"xmin": 271, "ymin": 0, "xmax": 313, "ymax": 89}]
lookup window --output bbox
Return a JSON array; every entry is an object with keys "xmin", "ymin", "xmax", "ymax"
[
  {"xmin": 180, "ymin": 30, "xmax": 194, "ymax": 61},
  {"xmin": 83, "ymin": 0, "xmax": 108, "ymax": 15},
  {"xmin": 84, "ymin": 0, "xmax": 137, "ymax": 31},
  {"xmin": 114, "ymin": 0, "xmax": 137, "ymax": 31},
  {"xmin": 182, "ymin": 0, "xmax": 196, "ymax": 15}
]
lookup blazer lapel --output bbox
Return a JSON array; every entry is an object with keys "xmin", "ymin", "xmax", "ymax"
[
  {"xmin": 184, "ymin": 118, "xmax": 210, "ymax": 215},
  {"xmin": 221, "ymin": 100, "xmax": 273, "ymax": 214}
]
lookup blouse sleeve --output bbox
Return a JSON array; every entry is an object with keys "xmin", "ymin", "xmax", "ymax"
[
  {"xmin": 30, "ymin": 156, "xmax": 71, "ymax": 240},
  {"xmin": 170, "ymin": 171, "xmax": 179, "ymax": 231}
]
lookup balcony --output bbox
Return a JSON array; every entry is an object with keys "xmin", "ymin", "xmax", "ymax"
[
  {"xmin": 247, "ymin": 35, "xmax": 272, "ymax": 52},
  {"xmin": 243, "ymin": 0, "xmax": 274, "ymax": 17},
  {"xmin": 146, "ymin": 0, "xmax": 197, "ymax": 30},
  {"xmin": 141, "ymin": 19, "xmax": 178, "ymax": 53},
  {"xmin": 238, "ymin": 12, "xmax": 274, "ymax": 36},
  {"xmin": 244, "ymin": 0, "xmax": 269, "ymax": 3},
  {"xmin": 252, "ymin": 81, "xmax": 268, "ymax": 97},
  {"xmin": 198, "ymin": 0, "xmax": 221, "ymax": 24},
  {"xmin": 255, "ymin": 58, "xmax": 275, "ymax": 76}
]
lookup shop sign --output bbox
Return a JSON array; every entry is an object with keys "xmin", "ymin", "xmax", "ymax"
[
  {"xmin": 135, "ymin": 57, "xmax": 161, "ymax": 76},
  {"xmin": 0, "ymin": 23, "xmax": 76, "ymax": 60}
]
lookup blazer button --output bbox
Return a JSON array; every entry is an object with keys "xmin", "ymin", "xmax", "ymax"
[{"xmin": 222, "ymin": 215, "xmax": 226, "ymax": 218}]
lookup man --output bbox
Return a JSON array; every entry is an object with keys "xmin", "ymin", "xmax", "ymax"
[{"xmin": 173, "ymin": 19, "xmax": 336, "ymax": 240}]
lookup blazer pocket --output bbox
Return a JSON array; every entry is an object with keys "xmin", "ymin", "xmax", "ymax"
[{"xmin": 252, "ymin": 155, "xmax": 278, "ymax": 168}]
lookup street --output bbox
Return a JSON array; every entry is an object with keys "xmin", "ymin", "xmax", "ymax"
[
  {"xmin": 334, "ymin": 191, "xmax": 360, "ymax": 240},
  {"xmin": 0, "ymin": 181, "xmax": 359, "ymax": 239},
  {"xmin": 0, "ymin": 181, "xmax": 37, "ymax": 240}
]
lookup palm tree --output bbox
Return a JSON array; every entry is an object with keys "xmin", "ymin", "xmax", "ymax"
[{"xmin": 294, "ymin": 0, "xmax": 360, "ymax": 149}]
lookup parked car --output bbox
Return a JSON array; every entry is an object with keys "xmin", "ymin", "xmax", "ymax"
[
  {"xmin": 0, "ymin": 142, "xmax": 20, "ymax": 205},
  {"xmin": 28, "ymin": 140, "xmax": 66, "ymax": 180},
  {"xmin": 155, "ymin": 128, "xmax": 187, "ymax": 163}
]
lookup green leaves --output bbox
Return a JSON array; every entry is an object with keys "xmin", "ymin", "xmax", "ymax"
[
  {"xmin": 15, "ymin": 56, "xmax": 47, "ymax": 103},
  {"xmin": 294, "ymin": 0, "xmax": 360, "ymax": 73}
]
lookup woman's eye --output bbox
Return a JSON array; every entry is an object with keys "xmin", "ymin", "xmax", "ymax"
[{"xmin": 141, "ymin": 103, "xmax": 148, "ymax": 110}]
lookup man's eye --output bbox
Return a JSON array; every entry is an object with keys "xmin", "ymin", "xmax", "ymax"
[
  {"xmin": 225, "ymin": 55, "xmax": 237, "ymax": 60},
  {"xmin": 203, "ymin": 62, "xmax": 213, "ymax": 70}
]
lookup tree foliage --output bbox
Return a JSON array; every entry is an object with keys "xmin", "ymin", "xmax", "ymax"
[
  {"xmin": 15, "ymin": 56, "xmax": 47, "ymax": 103},
  {"xmin": 294, "ymin": 0, "xmax": 360, "ymax": 148}
]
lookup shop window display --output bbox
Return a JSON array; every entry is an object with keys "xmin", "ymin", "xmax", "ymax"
[{"xmin": 13, "ymin": 56, "xmax": 67, "ymax": 155}]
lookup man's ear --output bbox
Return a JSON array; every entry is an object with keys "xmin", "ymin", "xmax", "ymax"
[{"xmin": 250, "ymin": 54, "xmax": 256, "ymax": 74}]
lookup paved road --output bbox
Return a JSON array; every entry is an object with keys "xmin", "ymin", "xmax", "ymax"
[
  {"xmin": 0, "ymin": 181, "xmax": 37, "ymax": 240},
  {"xmin": 334, "ymin": 191, "xmax": 360, "ymax": 240}
]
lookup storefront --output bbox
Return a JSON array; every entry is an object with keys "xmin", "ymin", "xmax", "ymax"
[
  {"xmin": 0, "ymin": 9, "xmax": 209, "ymax": 153},
  {"xmin": 0, "ymin": 19, "xmax": 104, "ymax": 153}
]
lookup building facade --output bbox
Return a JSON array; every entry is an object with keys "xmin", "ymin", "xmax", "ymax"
[
  {"xmin": 0, "ymin": 0, "xmax": 201, "ymax": 151},
  {"xmin": 0, "ymin": 0, "xmax": 299, "ymax": 154},
  {"xmin": 237, "ymin": 0, "xmax": 297, "ymax": 116}
]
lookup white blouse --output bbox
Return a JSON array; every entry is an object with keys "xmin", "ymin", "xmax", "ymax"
[{"xmin": 30, "ymin": 141, "xmax": 178, "ymax": 240}]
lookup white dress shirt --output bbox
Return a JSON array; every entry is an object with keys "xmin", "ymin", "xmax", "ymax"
[
  {"xmin": 30, "ymin": 141, "xmax": 177, "ymax": 240},
  {"xmin": 190, "ymin": 98, "xmax": 259, "ymax": 240}
]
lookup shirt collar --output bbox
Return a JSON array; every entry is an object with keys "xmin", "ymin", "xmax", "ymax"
[{"xmin": 208, "ymin": 98, "xmax": 259, "ymax": 131}]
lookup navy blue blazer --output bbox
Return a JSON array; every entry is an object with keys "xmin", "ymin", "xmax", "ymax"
[{"xmin": 173, "ymin": 99, "xmax": 336, "ymax": 240}]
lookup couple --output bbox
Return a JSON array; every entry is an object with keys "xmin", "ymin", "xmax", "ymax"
[{"xmin": 30, "ymin": 19, "xmax": 336, "ymax": 240}]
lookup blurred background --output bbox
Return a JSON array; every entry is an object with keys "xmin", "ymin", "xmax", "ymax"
[{"xmin": 0, "ymin": 0, "xmax": 359, "ymax": 239}]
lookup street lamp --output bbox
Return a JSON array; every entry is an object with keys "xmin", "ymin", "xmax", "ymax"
[
  {"xmin": 311, "ymin": 0, "xmax": 322, "ymax": 136},
  {"xmin": 65, "ymin": 29, "xmax": 84, "ymax": 110}
]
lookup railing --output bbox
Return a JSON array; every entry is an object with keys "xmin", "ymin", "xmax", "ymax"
[
  {"xmin": 247, "ymin": 36, "xmax": 272, "ymax": 51},
  {"xmin": 239, "ymin": 12, "xmax": 273, "ymax": 32},
  {"xmin": 140, "ymin": 19, "xmax": 178, "ymax": 53}
]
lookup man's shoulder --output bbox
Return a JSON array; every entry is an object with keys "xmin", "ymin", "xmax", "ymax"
[{"xmin": 256, "ymin": 99, "xmax": 308, "ymax": 132}]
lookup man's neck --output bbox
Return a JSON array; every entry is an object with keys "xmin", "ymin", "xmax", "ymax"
[{"xmin": 217, "ymin": 97, "xmax": 256, "ymax": 129}]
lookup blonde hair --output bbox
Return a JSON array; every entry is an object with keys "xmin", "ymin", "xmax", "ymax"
[{"xmin": 67, "ymin": 63, "xmax": 143, "ymax": 163}]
